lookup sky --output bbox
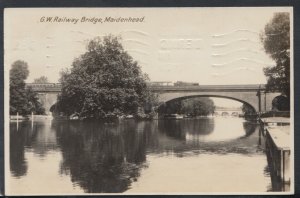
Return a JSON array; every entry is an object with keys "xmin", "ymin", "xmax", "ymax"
[{"xmin": 4, "ymin": 7, "xmax": 292, "ymax": 107}]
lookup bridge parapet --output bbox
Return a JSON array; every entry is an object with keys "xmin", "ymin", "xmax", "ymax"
[
  {"xmin": 26, "ymin": 83, "xmax": 266, "ymax": 93},
  {"xmin": 26, "ymin": 83, "xmax": 62, "ymax": 92},
  {"xmin": 149, "ymin": 84, "xmax": 266, "ymax": 92},
  {"xmin": 25, "ymin": 83, "xmax": 278, "ymax": 113}
]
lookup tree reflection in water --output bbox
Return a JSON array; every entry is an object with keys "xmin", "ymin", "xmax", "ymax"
[
  {"xmin": 10, "ymin": 121, "xmax": 59, "ymax": 177},
  {"xmin": 158, "ymin": 118, "xmax": 215, "ymax": 140},
  {"xmin": 242, "ymin": 121, "xmax": 257, "ymax": 137},
  {"xmin": 53, "ymin": 120, "xmax": 151, "ymax": 193},
  {"xmin": 10, "ymin": 122, "xmax": 29, "ymax": 178},
  {"xmin": 9, "ymin": 118, "xmax": 270, "ymax": 193}
]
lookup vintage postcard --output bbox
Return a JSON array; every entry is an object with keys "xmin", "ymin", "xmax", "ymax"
[{"xmin": 4, "ymin": 7, "xmax": 294, "ymax": 195}]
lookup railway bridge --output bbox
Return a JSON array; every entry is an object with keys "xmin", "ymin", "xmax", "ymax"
[{"xmin": 26, "ymin": 83, "xmax": 281, "ymax": 115}]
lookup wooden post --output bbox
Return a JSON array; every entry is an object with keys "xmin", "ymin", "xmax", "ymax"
[
  {"xmin": 256, "ymin": 85, "xmax": 262, "ymax": 113},
  {"xmin": 264, "ymin": 91, "xmax": 267, "ymax": 112},
  {"xmin": 16, "ymin": 112, "xmax": 19, "ymax": 131},
  {"xmin": 31, "ymin": 111, "xmax": 34, "ymax": 128},
  {"xmin": 258, "ymin": 126, "xmax": 262, "ymax": 146},
  {"xmin": 283, "ymin": 150, "xmax": 290, "ymax": 184}
]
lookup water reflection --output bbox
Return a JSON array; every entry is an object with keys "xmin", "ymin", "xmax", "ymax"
[
  {"xmin": 53, "ymin": 121, "xmax": 149, "ymax": 193},
  {"xmin": 243, "ymin": 121, "xmax": 257, "ymax": 137},
  {"xmin": 9, "ymin": 117, "xmax": 275, "ymax": 194},
  {"xmin": 10, "ymin": 121, "xmax": 60, "ymax": 178},
  {"xmin": 154, "ymin": 118, "xmax": 262, "ymax": 155},
  {"xmin": 10, "ymin": 122, "xmax": 28, "ymax": 178},
  {"xmin": 158, "ymin": 118, "xmax": 214, "ymax": 140}
]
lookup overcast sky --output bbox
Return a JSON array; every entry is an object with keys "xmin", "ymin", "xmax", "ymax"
[{"xmin": 4, "ymin": 7, "xmax": 292, "ymax": 107}]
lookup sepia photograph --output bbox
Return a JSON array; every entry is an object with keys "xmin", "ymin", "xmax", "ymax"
[{"xmin": 4, "ymin": 7, "xmax": 294, "ymax": 195}]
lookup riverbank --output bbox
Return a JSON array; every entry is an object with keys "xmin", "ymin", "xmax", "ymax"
[
  {"xmin": 10, "ymin": 114, "xmax": 218, "ymax": 121},
  {"xmin": 10, "ymin": 115, "xmax": 53, "ymax": 121}
]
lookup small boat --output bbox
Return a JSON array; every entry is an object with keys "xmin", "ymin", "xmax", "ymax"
[
  {"xmin": 70, "ymin": 113, "xmax": 80, "ymax": 120},
  {"xmin": 183, "ymin": 114, "xmax": 193, "ymax": 118},
  {"xmin": 124, "ymin": 115, "xmax": 134, "ymax": 119},
  {"xmin": 164, "ymin": 114, "xmax": 184, "ymax": 119}
]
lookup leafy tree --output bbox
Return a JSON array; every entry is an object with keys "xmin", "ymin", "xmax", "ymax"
[
  {"xmin": 10, "ymin": 60, "xmax": 45, "ymax": 115},
  {"xmin": 54, "ymin": 35, "xmax": 157, "ymax": 119},
  {"xmin": 158, "ymin": 97, "xmax": 215, "ymax": 116},
  {"xmin": 158, "ymin": 100, "xmax": 183, "ymax": 115},
  {"xmin": 182, "ymin": 98, "xmax": 215, "ymax": 116},
  {"xmin": 260, "ymin": 13, "xmax": 290, "ymax": 98},
  {"xmin": 10, "ymin": 61, "xmax": 29, "ymax": 115},
  {"xmin": 25, "ymin": 87, "xmax": 46, "ymax": 114},
  {"xmin": 34, "ymin": 76, "xmax": 49, "ymax": 83},
  {"xmin": 271, "ymin": 95, "xmax": 289, "ymax": 111},
  {"xmin": 241, "ymin": 103, "xmax": 256, "ymax": 115}
]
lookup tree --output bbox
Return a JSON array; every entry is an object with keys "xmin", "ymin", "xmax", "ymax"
[
  {"xmin": 25, "ymin": 87, "xmax": 46, "ymax": 114},
  {"xmin": 54, "ymin": 35, "xmax": 157, "ymax": 119},
  {"xmin": 10, "ymin": 60, "xmax": 45, "ymax": 115},
  {"xmin": 260, "ymin": 13, "xmax": 290, "ymax": 98},
  {"xmin": 158, "ymin": 100, "xmax": 183, "ymax": 115},
  {"xmin": 241, "ymin": 103, "xmax": 256, "ymax": 115},
  {"xmin": 34, "ymin": 76, "xmax": 49, "ymax": 83},
  {"xmin": 272, "ymin": 95, "xmax": 289, "ymax": 111},
  {"xmin": 10, "ymin": 61, "xmax": 29, "ymax": 115},
  {"xmin": 182, "ymin": 98, "xmax": 215, "ymax": 116},
  {"xmin": 158, "ymin": 97, "xmax": 215, "ymax": 116}
]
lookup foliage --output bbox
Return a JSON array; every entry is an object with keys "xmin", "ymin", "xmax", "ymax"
[
  {"xmin": 260, "ymin": 13, "xmax": 290, "ymax": 98},
  {"xmin": 158, "ymin": 100, "xmax": 183, "ymax": 115},
  {"xmin": 158, "ymin": 97, "xmax": 215, "ymax": 116},
  {"xmin": 271, "ymin": 95, "xmax": 289, "ymax": 111},
  {"xmin": 182, "ymin": 98, "xmax": 215, "ymax": 116},
  {"xmin": 33, "ymin": 76, "xmax": 49, "ymax": 83},
  {"xmin": 241, "ymin": 104, "xmax": 256, "ymax": 115},
  {"xmin": 54, "ymin": 35, "xmax": 158, "ymax": 119},
  {"xmin": 10, "ymin": 61, "xmax": 28, "ymax": 115},
  {"xmin": 25, "ymin": 87, "xmax": 46, "ymax": 114},
  {"xmin": 10, "ymin": 60, "xmax": 45, "ymax": 115}
]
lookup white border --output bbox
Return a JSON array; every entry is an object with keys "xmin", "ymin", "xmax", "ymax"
[{"xmin": 3, "ymin": 7, "xmax": 295, "ymax": 195}]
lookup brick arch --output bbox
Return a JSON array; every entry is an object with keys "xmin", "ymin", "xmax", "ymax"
[
  {"xmin": 158, "ymin": 94, "xmax": 256, "ymax": 113},
  {"xmin": 156, "ymin": 91, "xmax": 261, "ymax": 111},
  {"xmin": 36, "ymin": 93, "xmax": 59, "ymax": 115}
]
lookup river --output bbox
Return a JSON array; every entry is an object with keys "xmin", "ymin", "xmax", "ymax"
[{"xmin": 7, "ymin": 117, "xmax": 276, "ymax": 194}]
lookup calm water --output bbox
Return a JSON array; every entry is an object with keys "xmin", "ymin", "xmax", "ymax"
[{"xmin": 8, "ymin": 117, "xmax": 275, "ymax": 194}]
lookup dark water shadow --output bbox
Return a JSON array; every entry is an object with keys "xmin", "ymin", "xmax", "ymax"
[
  {"xmin": 10, "ymin": 122, "xmax": 29, "ymax": 178},
  {"xmin": 52, "ymin": 120, "xmax": 150, "ymax": 193},
  {"xmin": 158, "ymin": 118, "xmax": 215, "ymax": 140}
]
